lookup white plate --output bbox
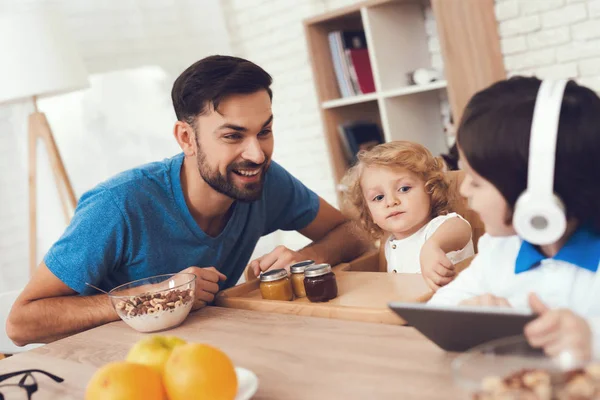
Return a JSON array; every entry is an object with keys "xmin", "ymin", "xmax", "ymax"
[{"xmin": 235, "ymin": 367, "xmax": 259, "ymax": 400}]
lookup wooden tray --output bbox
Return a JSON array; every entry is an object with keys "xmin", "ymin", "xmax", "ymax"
[{"xmin": 215, "ymin": 267, "xmax": 432, "ymax": 325}]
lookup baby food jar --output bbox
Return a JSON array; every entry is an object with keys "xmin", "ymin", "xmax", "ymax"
[
  {"xmin": 304, "ymin": 263, "xmax": 338, "ymax": 303},
  {"xmin": 259, "ymin": 269, "xmax": 293, "ymax": 301},
  {"xmin": 289, "ymin": 260, "xmax": 315, "ymax": 298}
]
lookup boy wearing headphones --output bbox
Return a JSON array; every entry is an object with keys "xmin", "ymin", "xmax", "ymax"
[{"xmin": 429, "ymin": 77, "xmax": 600, "ymax": 363}]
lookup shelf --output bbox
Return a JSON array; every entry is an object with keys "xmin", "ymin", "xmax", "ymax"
[
  {"xmin": 382, "ymin": 80, "xmax": 447, "ymax": 98},
  {"xmin": 321, "ymin": 92, "xmax": 379, "ymax": 109},
  {"xmin": 321, "ymin": 80, "xmax": 446, "ymax": 109}
]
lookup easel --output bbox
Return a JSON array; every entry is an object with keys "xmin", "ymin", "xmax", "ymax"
[{"xmin": 28, "ymin": 96, "xmax": 77, "ymax": 275}]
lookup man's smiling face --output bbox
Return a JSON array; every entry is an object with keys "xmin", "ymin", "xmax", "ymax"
[{"xmin": 193, "ymin": 90, "xmax": 274, "ymax": 202}]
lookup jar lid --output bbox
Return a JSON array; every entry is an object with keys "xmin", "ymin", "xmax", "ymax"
[
  {"xmin": 259, "ymin": 268, "xmax": 288, "ymax": 282},
  {"xmin": 290, "ymin": 260, "xmax": 315, "ymax": 274},
  {"xmin": 304, "ymin": 263, "xmax": 332, "ymax": 278}
]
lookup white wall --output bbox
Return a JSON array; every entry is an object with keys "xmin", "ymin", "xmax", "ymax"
[
  {"xmin": 3, "ymin": 0, "xmax": 600, "ymax": 291},
  {"xmin": 221, "ymin": 0, "xmax": 444, "ymax": 255},
  {"xmin": 221, "ymin": 0, "xmax": 600, "ymax": 252},
  {"xmin": 0, "ymin": 0, "xmax": 231, "ymax": 291},
  {"xmin": 496, "ymin": 0, "xmax": 600, "ymax": 91}
]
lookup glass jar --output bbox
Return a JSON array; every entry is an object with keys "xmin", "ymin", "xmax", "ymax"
[
  {"xmin": 304, "ymin": 263, "xmax": 338, "ymax": 303},
  {"xmin": 289, "ymin": 260, "xmax": 314, "ymax": 298},
  {"xmin": 259, "ymin": 269, "xmax": 293, "ymax": 301}
]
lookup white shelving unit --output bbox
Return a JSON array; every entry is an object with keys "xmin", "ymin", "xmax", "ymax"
[{"xmin": 304, "ymin": 0, "xmax": 505, "ymax": 199}]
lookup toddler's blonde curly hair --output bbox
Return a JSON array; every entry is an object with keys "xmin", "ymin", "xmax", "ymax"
[{"xmin": 341, "ymin": 141, "xmax": 452, "ymax": 240}]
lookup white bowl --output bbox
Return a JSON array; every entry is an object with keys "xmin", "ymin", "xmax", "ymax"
[
  {"xmin": 235, "ymin": 367, "xmax": 259, "ymax": 400},
  {"xmin": 108, "ymin": 273, "xmax": 196, "ymax": 333}
]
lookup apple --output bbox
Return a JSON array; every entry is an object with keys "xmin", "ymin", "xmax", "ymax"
[{"xmin": 126, "ymin": 335, "xmax": 187, "ymax": 375}]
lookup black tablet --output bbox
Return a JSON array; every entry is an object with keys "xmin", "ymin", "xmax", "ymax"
[{"xmin": 389, "ymin": 302, "xmax": 537, "ymax": 352}]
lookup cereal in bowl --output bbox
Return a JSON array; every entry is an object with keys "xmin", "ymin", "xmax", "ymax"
[{"xmin": 114, "ymin": 288, "xmax": 194, "ymax": 333}]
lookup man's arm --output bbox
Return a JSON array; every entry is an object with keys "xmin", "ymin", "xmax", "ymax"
[
  {"xmin": 249, "ymin": 197, "xmax": 372, "ymax": 275},
  {"xmin": 6, "ymin": 262, "xmax": 119, "ymax": 346}
]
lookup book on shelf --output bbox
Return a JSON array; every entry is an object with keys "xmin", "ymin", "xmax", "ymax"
[
  {"xmin": 327, "ymin": 30, "xmax": 376, "ymax": 98},
  {"xmin": 338, "ymin": 121, "xmax": 383, "ymax": 165}
]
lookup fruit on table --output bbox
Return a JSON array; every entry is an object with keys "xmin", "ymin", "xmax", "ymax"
[
  {"xmin": 126, "ymin": 335, "xmax": 187, "ymax": 375},
  {"xmin": 163, "ymin": 343, "xmax": 238, "ymax": 400},
  {"xmin": 85, "ymin": 361, "xmax": 167, "ymax": 400}
]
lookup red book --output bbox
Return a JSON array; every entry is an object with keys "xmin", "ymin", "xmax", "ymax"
[{"xmin": 349, "ymin": 48, "xmax": 375, "ymax": 94}]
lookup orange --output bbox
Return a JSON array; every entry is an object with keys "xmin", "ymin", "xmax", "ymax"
[
  {"xmin": 85, "ymin": 361, "xmax": 167, "ymax": 400},
  {"xmin": 163, "ymin": 343, "xmax": 238, "ymax": 400}
]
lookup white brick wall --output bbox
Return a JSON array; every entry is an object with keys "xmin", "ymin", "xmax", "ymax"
[
  {"xmin": 520, "ymin": 0, "xmax": 565, "ymax": 16},
  {"xmin": 0, "ymin": 0, "xmax": 231, "ymax": 291},
  {"xmin": 499, "ymin": 15, "xmax": 542, "ymax": 36},
  {"xmin": 541, "ymin": 3, "xmax": 587, "ymax": 27},
  {"xmin": 497, "ymin": 0, "xmax": 600, "ymax": 89},
  {"xmin": 527, "ymin": 27, "xmax": 570, "ymax": 49}
]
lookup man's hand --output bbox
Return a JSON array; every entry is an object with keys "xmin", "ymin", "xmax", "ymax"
[
  {"xmin": 459, "ymin": 293, "xmax": 512, "ymax": 307},
  {"xmin": 179, "ymin": 266, "xmax": 226, "ymax": 310},
  {"xmin": 525, "ymin": 293, "xmax": 592, "ymax": 364},
  {"xmin": 420, "ymin": 241, "xmax": 456, "ymax": 292},
  {"xmin": 248, "ymin": 245, "xmax": 304, "ymax": 277}
]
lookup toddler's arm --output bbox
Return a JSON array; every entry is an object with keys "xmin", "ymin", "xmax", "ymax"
[
  {"xmin": 428, "ymin": 234, "xmax": 497, "ymax": 305},
  {"xmin": 420, "ymin": 216, "xmax": 472, "ymax": 291}
]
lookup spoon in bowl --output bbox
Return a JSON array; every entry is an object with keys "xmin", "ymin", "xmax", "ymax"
[
  {"xmin": 85, "ymin": 282, "xmax": 136, "ymax": 309},
  {"xmin": 85, "ymin": 282, "xmax": 108, "ymax": 294}
]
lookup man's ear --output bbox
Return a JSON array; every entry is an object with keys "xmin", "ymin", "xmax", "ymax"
[{"xmin": 173, "ymin": 121, "xmax": 197, "ymax": 156}]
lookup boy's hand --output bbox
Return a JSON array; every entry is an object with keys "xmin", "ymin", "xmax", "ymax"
[
  {"xmin": 525, "ymin": 293, "xmax": 592, "ymax": 364},
  {"xmin": 459, "ymin": 293, "xmax": 511, "ymax": 307},
  {"xmin": 420, "ymin": 241, "xmax": 456, "ymax": 292}
]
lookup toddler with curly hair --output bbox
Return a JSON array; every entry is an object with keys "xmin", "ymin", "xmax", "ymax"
[{"xmin": 342, "ymin": 141, "xmax": 474, "ymax": 291}]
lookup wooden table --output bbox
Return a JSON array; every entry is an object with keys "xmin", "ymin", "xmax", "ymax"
[{"xmin": 0, "ymin": 307, "xmax": 468, "ymax": 399}]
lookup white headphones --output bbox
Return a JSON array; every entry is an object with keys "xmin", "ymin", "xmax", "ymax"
[{"xmin": 513, "ymin": 79, "xmax": 568, "ymax": 245}]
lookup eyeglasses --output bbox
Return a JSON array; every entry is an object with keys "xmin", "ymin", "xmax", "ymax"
[{"xmin": 0, "ymin": 369, "xmax": 63, "ymax": 400}]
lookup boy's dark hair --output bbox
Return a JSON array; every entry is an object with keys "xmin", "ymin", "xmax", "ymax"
[
  {"xmin": 457, "ymin": 76, "xmax": 600, "ymax": 233},
  {"xmin": 171, "ymin": 55, "xmax": 273, "ymax": 126}
]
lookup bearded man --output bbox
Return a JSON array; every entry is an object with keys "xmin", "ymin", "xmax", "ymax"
[{"xmin": 7, "ymin": 55, "xmax": 370, "ymax": 346}]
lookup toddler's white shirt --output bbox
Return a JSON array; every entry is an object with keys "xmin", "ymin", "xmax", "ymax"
[{"xmin": 384, "ymin": 212, "xmax": 474, "ymax": 274}]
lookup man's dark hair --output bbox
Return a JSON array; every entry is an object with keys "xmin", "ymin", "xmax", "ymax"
[
  {"xmin": 171, "ymin": 55, "xmax": 273, "ymax": 125},
  {"xmin": 457, "ymin": 76, "xmax": 600, "ymax": 233}
]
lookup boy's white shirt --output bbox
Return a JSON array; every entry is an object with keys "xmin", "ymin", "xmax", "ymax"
[
  {"xmin": 429, "ymin": 233, "xmax": 600, "ymax": 360},
  {"xmin": 384, "ymin": 212, "xmax": 474, "ymax": 274}
]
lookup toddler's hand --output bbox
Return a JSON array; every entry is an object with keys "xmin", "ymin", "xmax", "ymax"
[
  {"xmin": 525, "ymin": 293, "xmax": 592, "ymax": 364},
  {"xmin": 459, "ymin": 293, "xmax": 511, "ymax": 307},
  {"xmin": 420, "ymin": 241, "xmax": 456, "ymax": 292}
]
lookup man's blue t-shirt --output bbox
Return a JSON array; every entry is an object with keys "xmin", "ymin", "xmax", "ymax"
[{"xmin": 44, "ymin": 153, "xmax": 320, "ymax": 294}]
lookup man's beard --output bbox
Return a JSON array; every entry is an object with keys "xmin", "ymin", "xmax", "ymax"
[{"xmin": 196, "ymin": 145, "xmax": 269, "ymax": 202}]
